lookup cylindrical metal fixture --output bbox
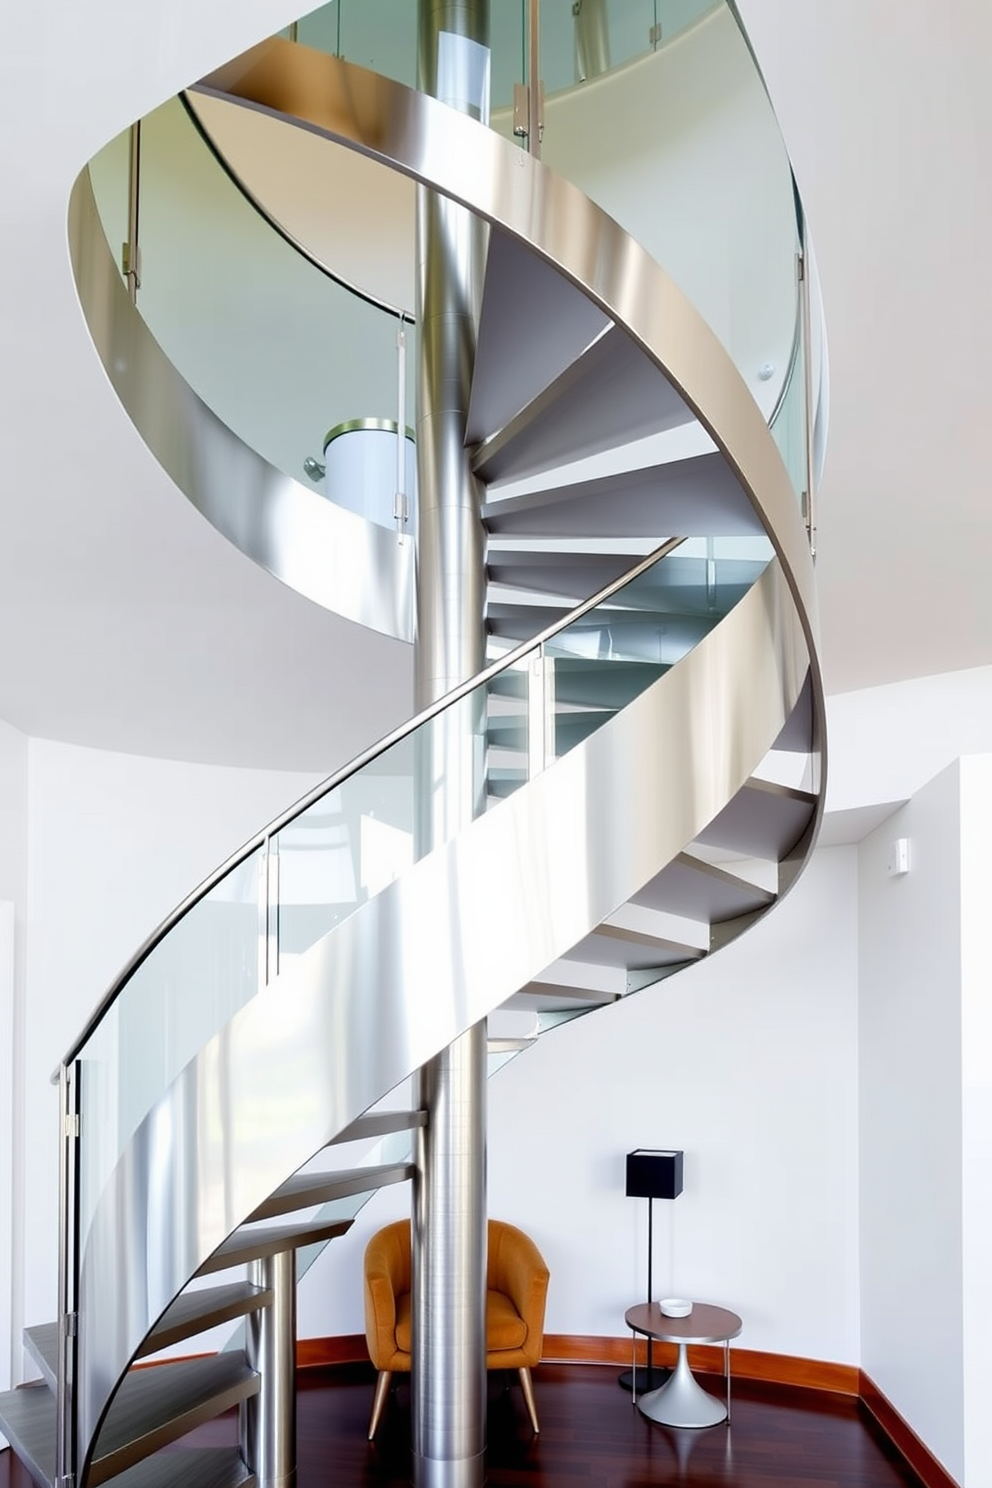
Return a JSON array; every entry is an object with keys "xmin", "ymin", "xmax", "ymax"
[
  {"xmin": 241, "ymin": 1251, "xmax": 297, "ymax": 1488},
  {"xmin": 413, "ymin": 3, "xmax": 490, "ymax": 1486}
]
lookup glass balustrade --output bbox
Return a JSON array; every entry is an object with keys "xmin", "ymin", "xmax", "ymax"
[
  {"xmin": 68, "ymin": 530, "xmax": 768, "ymax": 1265},
  {"xmin": 86, "ymin": 0, "xmax": 812, "ymax": 534},
  {"xmin": 87, "ymin": 96, "xmax": 416, "ymax": 507}
]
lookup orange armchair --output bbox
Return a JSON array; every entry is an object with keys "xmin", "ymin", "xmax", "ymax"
[{"xmin": 364, "ymin": 1218, "xmax": 550, "ymax": 1439}]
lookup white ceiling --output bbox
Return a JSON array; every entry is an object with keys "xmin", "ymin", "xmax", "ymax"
[{"xmin": 1, "ymin": 0, "xmax": 989, "ymax": 776}]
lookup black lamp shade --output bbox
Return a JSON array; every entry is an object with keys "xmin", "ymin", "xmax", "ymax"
[{"xmin": 626, "ymin": 1148, "xmax": 683, "ymax": 1200}]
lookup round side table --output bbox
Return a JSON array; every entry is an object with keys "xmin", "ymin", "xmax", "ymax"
[{"xmin": 625, "ymin": 1302, "xmax": 742, "ymax": 1428}]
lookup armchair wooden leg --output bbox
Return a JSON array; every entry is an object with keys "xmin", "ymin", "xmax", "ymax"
[
  {"xmin": 518, "ymin": 1367, "xmax": 539, "ymax": 1434},
  {"xmin": 368, "ymin": 1370, "xmax": 392, "ymax": 1441}
]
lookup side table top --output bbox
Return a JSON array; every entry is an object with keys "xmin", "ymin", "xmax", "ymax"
[{"xmin": 625, "ymin": 1301, "xmax": 742, "ymax": 1346}]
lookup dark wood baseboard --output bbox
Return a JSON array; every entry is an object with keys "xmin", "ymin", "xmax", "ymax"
[
  {"xmin": 541, "ymin": 1335, "xmax": 859, "ymax": 1395},
  {"xmin": 296, "ymin": 1333, "xmax": 857, "ymax": 1398},
  {"xmin": 860, "ymin": 1371, "xmax": 959, "ymax": 1488}
]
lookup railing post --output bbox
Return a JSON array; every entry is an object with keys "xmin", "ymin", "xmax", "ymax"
[
  {"xmin": 527, "ymin": 647, "xmax": 555, "ymax": 778},
  {"xmin": 122, "ymin": 122, "xmax": 141, "ymax": 304},
  {"xmin": 513, "ymin": 0, "xmax": 544, "ymax": 155},
  {"xmin": 799, "ymin": 246, "xmax": 817, "ymax": 559},
  {"xmin": 56, "ymin": 1062, "xmax": 80, "ymax": 1488}
]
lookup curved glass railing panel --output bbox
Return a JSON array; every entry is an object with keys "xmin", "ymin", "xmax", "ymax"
[
  {"xmin": 279, "ymin": 0, "xmax": 801, "ymax": 439},
  {"xmin": 84, "ymin": 2, "xmax": 813, "ymax": 557},
  {"xmin": 69, "ymin": 529, "xmax": 764, "ymax": 1259},
  {"xmin": 76, "ymin": 847, "xmax": 265, "ymax": 1255},
  {"xmin": 87, "ymin": 95, "xmax": 416, "ymax": 502},
  {"xmin": 291, "ymin": 0, "xmax": 717, "ymax": 104}
]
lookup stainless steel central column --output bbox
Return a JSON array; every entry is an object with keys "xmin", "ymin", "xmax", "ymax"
[{"xmin": 412, "ymin": 4, "xmax": 490, "ymax": 1488}]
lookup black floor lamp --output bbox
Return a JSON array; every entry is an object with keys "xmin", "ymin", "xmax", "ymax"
[{"xmin": 618, "ymin": 1148, "xmax": 684, "ymax": 1393}]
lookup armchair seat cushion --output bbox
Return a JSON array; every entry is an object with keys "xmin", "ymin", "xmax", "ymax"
[{"xmin": 392, "ymin": 1288, "xmax": 528, "ymax": 1355}]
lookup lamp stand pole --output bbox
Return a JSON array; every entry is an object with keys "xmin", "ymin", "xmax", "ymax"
[{"xmin": 618, "ymin": 1197, "xmax": 668, "ymax": 1394}]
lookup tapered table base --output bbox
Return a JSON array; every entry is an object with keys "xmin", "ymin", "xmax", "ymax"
[{"xmin": 636, "ymin": 1344, "xmax": 726, "ymax": 1427}]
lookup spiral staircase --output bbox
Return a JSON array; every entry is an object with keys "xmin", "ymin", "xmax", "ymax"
[{"xmin": 0, "ymin": 15, "xmax": 824, "ymax": 1488}]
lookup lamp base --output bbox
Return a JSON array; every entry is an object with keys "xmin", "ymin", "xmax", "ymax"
[{"xmin": 618, "ymin": 1366, "xmax": 670, "ymax": 1394}]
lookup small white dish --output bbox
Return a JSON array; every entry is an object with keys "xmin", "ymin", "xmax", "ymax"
[{"xmin": 658, "ymin": 1297, "xmax": 692, "ymax": 1318}]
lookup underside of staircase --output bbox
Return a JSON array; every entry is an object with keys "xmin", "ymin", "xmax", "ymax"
[{"xmin": 0, "ymin": 13, "xmax": 824, "ymax": 1488}]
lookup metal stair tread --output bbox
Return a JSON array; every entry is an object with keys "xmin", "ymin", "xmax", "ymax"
[
  {"xmin": 482, "ymin": 450, "xmax": 759, "ymax": 538},
  {"xmin": 633, "ymin": 851, "xmax": 776, "ymax": 923},
  {"xmin": 472, "ymin": 324, "xmax": 694, "ymax": 486},
  {"xmin": 198, "ymin": 1216, "xmax": 353, "ymax": 1274},
  {"xmin": 467, "ymin": 226, "xmax": 610, "ymax": 444},
  {"xmin": 0, "ymin": 1381, "xmax": 56, "ymax": 1488},
  {"xmin": 91, "ymin": 1354, "xmax": 258, "ymax": 1487},
  {"xmin": 485, "ymin": 548, "xmax": 636, "ymax": 601},
  {"xmin": 328, "ymin": 1109, "xmax": 426, "ymax": 1145},
  {"xmin": 487, "ymin": 658, "xmax": 668, "ymax": 708},
  {"xmin": 138, "ymin": 1282, "xmax": 273, "ymax": 1359},
  {"xmin": 24, "ymin": 1322, "xmax": 58, "ymax": 1394},
  {"xmin": 247, "ymin": 1160, "xmax": 415, "ymax": 1222},
  {"xmin": 109, "ymin": 1446, "xmax": 256, "ymax": 1488},
  {"xmin": 696, "ymin": 777, "xmax": 817, "ymax": 860},
  {"xmin": 502, "ymin": 981, "xmax": 620, "ymax": 1014}
]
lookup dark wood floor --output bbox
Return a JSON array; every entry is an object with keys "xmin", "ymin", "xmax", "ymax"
[{"xmin": 0, "ymin": 1363, "xmax": 925, "ymax": 1488}]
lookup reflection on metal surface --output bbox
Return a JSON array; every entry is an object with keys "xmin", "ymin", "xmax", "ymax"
[
  {"xmin": 191, "ymin": 40, "xmax": 819, "ymax": 654},
  {"xmin": 413, "ymin": 5, "xmax": 491, "ymax": 1484},
  {"xmin": 67, "ymin": 168, "xmax": 415, "ymax": 646},
  {"xmin": 75, "ymin": 557, "xmax": 810, "ymax": 1458}
]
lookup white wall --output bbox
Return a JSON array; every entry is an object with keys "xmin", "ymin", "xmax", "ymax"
[
  {"xmin": 959, "ymin": 756, "xmax": 992, "ymax": 1487},
  {"xmin": 297, "ymin": 847, "xmax": 861, "ymax": 1367},
  {"xmin": 17, "ymin": 739, "xmax": 320, "ymax": 1350},
  {"xmin": 0, "ymin": 720, "xmax": 28, "ymax": 1416},
  {"xmin": 827, "ymin": 664, "xmax": 992, "ymax": 814},
  {"xmin": 858, "ymin": 758, "xmax": 984, "ymax": 1486}
]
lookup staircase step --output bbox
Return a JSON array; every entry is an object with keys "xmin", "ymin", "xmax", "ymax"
[
  {"xmin": 0, "ymin": 1382, "xmax": 56, "ymax": 1488},
  {"xmin": 328, "ymin": 1109, "xmax": 427, "ymax": 1145},
  {"xmin": 467, "ymin": 227, "xmax": 610, "ymax": 444},
  {"xmin": 90, "ymin": 1355, "xmax": 258, "ymax": 1487},
  {"xmin": 247, "ymin": 1161, "xmax": 414, "ymax": 1223},
  {"xmin": 771, "ymin": 672, "xmax": 813, "ymax": 753},
  {"xmin": 567, "ymin": 901, "xmax": 709, "ymax": 975},
  {"xmin": 695, "ymin": 778, "xmax": 817, "ymax": 861},
  {"xmin": 633, "ymin": 851, "xmax": 776, "ymax": 924},
  {"xmin": 24, "ymin": 1322, "xmax": 58, "ymax": 1394},
  {"xmin": 487, "ymin": 657, "xmax": 668, "ymax": 710},
  {"xmin": 482, "ymin": 450, "xmax": 757, "ymax": 540},
  {"xmin": 487, "ymin": 1036, "xmax": 538, "ymax": 1055},
  {"xmin": 486, "ymin": 766, "xmax": 527, "ymax": 800},
  {"xmin": 488, "ymin": 603, "xmax": 716, "ymax": 661},
  {"xmin": 111, "ymin": 1446, "xmax": 256, "ymax": 1488},
  {"xmin": 198, "ymin": 1217, "xmax": 353, "ymax": 1275},
  {"xmin": 503, "ymin": 982, "xmax": 620, "ymax": 1015},
  {"xmin": 486, "ymin": 548, "xmax": 636, "ymax": 602},
  {"xmin": 473, "ymin": 325, "xmax": 693, "ymax": 486},
  {"xmin": 138, "ymin": 1282, "xmax": 273, "ymax": 1359},
  {"xmin": 487, "ymin": 710, "xmax": 612, "ymax": 756}
]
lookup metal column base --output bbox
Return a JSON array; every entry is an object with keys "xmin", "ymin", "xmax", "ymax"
[
  {"xmin": 242, "ymin": 1250, "xmax": 298, "ymax": 1488},
  {"xmin": 412, "ymin": 1449, "xmax": 487, "ymax": 1488},
  {"xmin": 636, "ymin": 1345, "xmax": 726, "ymax": 1429}
]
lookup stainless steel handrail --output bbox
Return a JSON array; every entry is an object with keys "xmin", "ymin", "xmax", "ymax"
[
  {"xmin": 178, "ymin": 91, "xmax": 414, "ymax": 323},
  {"xmin": 55, "ymin": 532, "xmax": 685, "ymax": 1075}
]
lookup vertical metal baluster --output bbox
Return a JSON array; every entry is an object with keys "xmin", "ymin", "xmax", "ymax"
[
  {"xmin": 122, "ymin": 122, "xmax": 141, "ymax": 304},
  {"xmin": 799, "ymin": 239, "xmax": 816, "ymax": 559},
  {"xmin": 395, "ymin": 317, "xmax": 409, "ymax": 542},
  {"xmin": 529, "ymin": 0, "xmax": 543, "ymax": 158},
  {"xmin": 56, "ymin": 1061, "xmax": 80, "ymax": 1488}
]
